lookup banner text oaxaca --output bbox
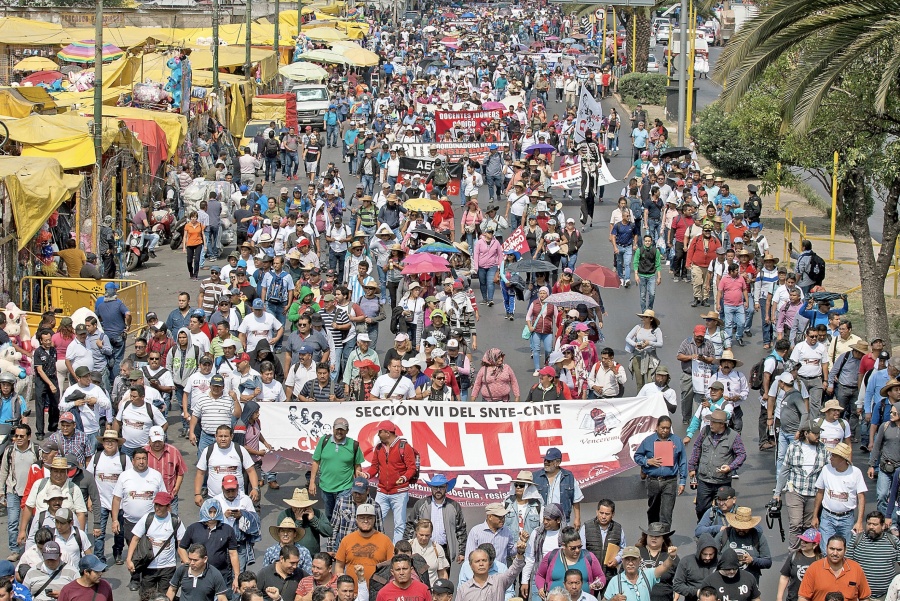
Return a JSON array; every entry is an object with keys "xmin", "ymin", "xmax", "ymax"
[{"xmin": 259, "ymin": 395, "xmax": 667, "ymax": 506}]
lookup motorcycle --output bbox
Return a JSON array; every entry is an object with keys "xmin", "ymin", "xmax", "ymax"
[
  {"xmin": 169, "ymin": 217, "xmax": 187, "ymax": 250},
  {"xmin": 150, "ymin": 204, "xmax": 176, "ymax": 245},
  {"xmin": 125, "ymin": 227, "xmax": 151, "ymax": 272}
]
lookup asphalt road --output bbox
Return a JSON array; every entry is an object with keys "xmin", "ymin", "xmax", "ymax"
[{"xmin": 6, "ymin": 88, "xmax": 864, "ymax": 599}]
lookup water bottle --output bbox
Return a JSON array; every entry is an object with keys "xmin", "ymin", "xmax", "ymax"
[{"xmin": 690, "ymin": 475, "xmax": 697, "ymax": 490}]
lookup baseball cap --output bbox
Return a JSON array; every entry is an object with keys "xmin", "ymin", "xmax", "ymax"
[
  {"xmin": 298, "ymin": 344, "xmax": 314, "ymax": 355},
  {"xmin": 357, "ymin": 333, "xmax": 371, "ymax": 342},
  {"xmin": 485, "ymin": 503, "xmax": 507, "ymax": 517},
  {"xmin": 146, "ymin": 312, "xmax": 158, "ymax": 321},
  {"xmin": 356, "ymin": 503, "xmax": 377, "ymax": 516},
  {"xmin": 42, "ymin": 541, "xmax": 61, "ymax": 559},
  {"xmin": 350, "ymin": 477, "xmax": 370, "ymax": 494},
  {"xmin": 154, "ymin": 491, "xmax": 174, "ymax": 506},
  {"xmin": 333, "ymin": 418, "xmax": 350, "ymax": 431},
  {"xmin": 538, "ymin": 366, "xmax": 556, "ymax": 377},
  {"xmin": 79, "ymin": 555, "xmax": 108, "ymax": 573},
  {"xmin": 236, "ymin": 352, "xmax": 251, "ymax": 363},
  {"xmin": 54, "ymin": 507, "xmax": 74, "ymax": 522},
  {"xmin": 222, "ymin": 475, "xmax": 240, "ymax": 490},
  {"xmin": 778, "ymin": 372, "xmax": 795, "ymax": 384},
  {"xmin": 432, "ymin": 579, "xmax": 455, "ymax": 595},
  {"xmin": 798, "ymin": 528, "xmax": 821, "ymax": 544},
  {"xmin": 252, "ymin": 298, "xmax": 265, "ymax": 310},
  {"xmin": 210, "ymin": 374, "xmax": 226, "ymax": 387},
  {"xmin": 544, "ymin": 447, "xmax": 562, "ymax": 461},
  {"xmin": 716, "ymin": 485, "xmax": 737, "ymax": 499},
  {"xmin": 0, "ymin": 561, "xmax": 13, "ymax": 578},
  {"xmin": 59, "ymin": 411, "xmax": 76, "ymax": 423},
  {"xmin": 621, "ymin": 546, "xmax": 642, "ymax": 559},
  {"xmin": 74, "ymin": 324, "xmax": 87, "ymax": 335},
  {"xmin": 200, "ymin": 355, "xmax": 214, "ymax": 365},
  {"xmin": 74, "ymin": 366, "xmax": 91, "ymax": 378},
  {"xmin": 447, "ymin": 339, "xmax": 459, "ymax": 348},
  {"xmin": 376, "ymin": 420, "xmax": 398, "ymax": 433},
  {"xmin": 149, "ymin": 426, "xmax": 165, "ymax": 442}
]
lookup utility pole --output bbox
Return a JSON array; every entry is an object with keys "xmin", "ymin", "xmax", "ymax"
[
  {"xmin": 274, "ymin": 0, "xmax": 280, "ymax": 67},
  {"xmin": 297, "ymin": 0, "xmax": 302, "ymax": 38},
  {"xmin": 677, "ymin": 0, "xmax": 687, "ymax": 145},
  {"xmin": 93, "ymin": 0, "xmax": 103, "ymax": 250},
  {"xmin": 245, "ymin": 0, "xmax": 251, "ymax": 78},
  {"xmin": 212, "ymin": 0, "xmax": 219, "ymax": 91}
]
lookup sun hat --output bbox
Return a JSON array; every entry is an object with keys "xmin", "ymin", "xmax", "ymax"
[{"xmin": 725, "ymin": 506, "xmax": 761, "ymax": 529}]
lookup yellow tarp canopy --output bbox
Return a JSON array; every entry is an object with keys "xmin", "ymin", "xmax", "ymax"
[
  {"xmin": 91, "ymin": 107, "xmax": 188, "ymax": 159},
  {"xmin": 0, "ymin": 17, "xmax": 72, "ymax": 46},
  {"xmin": 0, "ymin": 89, "xmax": 42, "ymax": 119},
  {"xmin": 65, "ymin": 28, "xmax": 177, "ymax": 50},
  {"xmin": 2, "ymin": 114, "xmax": 143, "ymax": 169},
  {"xmin": 8, "ymin": 87, "xmax": 58, "ymax": 113},
  {"xmin": 0, "ymin": 156, "xmax": 82, "ymax": 250},
  {"xmin": 50, "ymin": 86, "xmax": 130, "ymax": 110},
  {"xmin": 176, "ymin": 23, "xmax": 296, "ymax": 48},
  {"xmin": 93, "ymin": 48, "xmax": 277, "ymax": 87}
]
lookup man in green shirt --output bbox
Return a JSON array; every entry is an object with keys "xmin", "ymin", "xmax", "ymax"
[{"xmin": 309, "ymin": 417, "xmax": 364, "ymax": 520}]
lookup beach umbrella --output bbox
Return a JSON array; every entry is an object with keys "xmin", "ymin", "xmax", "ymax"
[
  {"xmin": 404, "ymin": 198, "xmax": 444, "ymax": 212},
  {"xmin": 58, "ymin": 41, "xmax": 124, "ymax": 64},
  {"xmin": 297, "ymin": 49, "xmax": 350, "ymax": 65},
  {"xmin": 329, "ymin": 42, "xmax": 380, "ymax": 67},
  {"xmin": 482, "ymin": 101, "xmax": 505, "ymax": 110},
  {"xmin": 13, "ymin": 57, "xmax": 58, "ymax": 72},
  {"xmin": 570, "ymin": 43, "xmax": 585, "ymax": 51},
  {"xmin": 278, "ymin": 62, "xmax": 328, "ymax": 81},
  {"xmin": 461, "ymin": 11, "xmax": 476, "ymax": 18},
  {"xmin": 21, "ymin": 70, "xmax": 63, "ymax": 86},
  {"xmin": 410, "ymin": 227, "xmax": 453, "ymax": 246},
  {"xmin": 546, "ymin": 36, "xmax": 560, "ymax": 41}
]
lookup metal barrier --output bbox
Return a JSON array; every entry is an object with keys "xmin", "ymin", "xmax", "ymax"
[{"xmin": 18, "ymin": 277, "xmax": 148, "ymax": 335}]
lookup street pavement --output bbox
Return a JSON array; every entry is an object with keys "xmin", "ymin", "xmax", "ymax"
[{"xmin": 5, "ymin": 84, "xmax": 830, "ymax": 598}]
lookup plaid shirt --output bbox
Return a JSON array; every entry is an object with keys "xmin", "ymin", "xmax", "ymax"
[
  {"xmin": 326, "ymin": 493, "xmax": 383, "ymax": 553},
  {"xmin": 775, "ymin": 440, "xmax": 828, "ymax": 497},
  {"xmin": 144, "ymin": 443, "xmax": 188, "ymax": 494},
  {"xmin": 49, "ymin": 431, "xmax": 93, "ymax": 468}
]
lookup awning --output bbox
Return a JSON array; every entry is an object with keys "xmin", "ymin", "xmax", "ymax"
[
  {"xmin": 121, "ymin": 118, "xmax": 168, "ymax": 172},
  {"xmin": 0, "ymin": 17, "xmax": 72, "ymax": 46},
  {"xmin": 0, "ymin": 156, "xmax": 82, "ymax": 250},
  {"xmin": 90, "ymin": 106, "xmax": 187, "ymax": 158}
]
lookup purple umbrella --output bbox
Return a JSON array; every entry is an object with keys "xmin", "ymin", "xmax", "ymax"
[{"xmin": 524, "ymin": 143, "xmax": 556, "ymax": 155}]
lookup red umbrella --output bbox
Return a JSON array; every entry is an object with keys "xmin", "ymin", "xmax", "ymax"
[
  {"xmin": 21, "ymin": 70, "xmax": 63, "ymax": 86},
  {"xmin": 530, "ymin": 40, "xmax": 544, "ymax": 48},
  {"xmin": 574, "ymin": 263, "xmax": 619, "ymax": 288}
]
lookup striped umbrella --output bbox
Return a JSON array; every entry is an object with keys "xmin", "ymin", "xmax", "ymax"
[{"xmin": 58, "ymin": 41, "xmax": 125, "ymax": 64}]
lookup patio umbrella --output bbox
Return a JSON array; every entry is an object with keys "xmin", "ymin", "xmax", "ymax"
[
  {"xmin": 58, "ymin": 41, "xmax": 124, "ymax": 64},
  {"xmin": 571, "ymin": 33, "xmax": 587, "ymax": 40},
  {"xmin": 574, "ymin": 263, "xmax": 619, "ymax": 288},
  {"xmin": 303, "ymin": 27, "xmax": 350, "ymax": 42},
  {"xmin": 443, "ymin": 12, "xmax": 456, "ymax": 17},
  {"xmin": 507, "ymin": 258, "xmax": 557, "ymax": 274},
  {"xmin": 461, "ymin": 11, "xmax": 476, "ymax": 18},
  {"xmin": 402, "ymin": 255, "xmax": 450, "ymax": 274},
  {"xmin": 418, "ymin": 243, "xmax": 460, "ymax": 254},
  {"xmin": 565, "ymin": 48, "xmax": 581, "ymax": 55},
  {"xmin": 546, "ymin": 36, "xmax": 560, "ymax": 41},
  {"xmin": 423, "ymin": 26, "xmax": 437, "ymax": 33},
  {"xmin": 530, "ymin": 41, "xmax": 544, "ymax": 48},
  {"xmin": 524, "ymin": 143, "xmax": 556, "ymax": 155},
  {"xmin": 452, "ymin": 59, "xmax": 472, "ymax": 67},
  {"xmin": 13, "ymin": 57, "xmax": 58, "ymax": 72},
  {"xmin": 660, "ymin": 146, "xmax": 693, "ymax": 159},
  {"xmin": 329, "ymin": 42, "xmax": 380, "ymax": 67},
  {"xmin": 404, "ymin": 198, "xmax": 443, "ymax": 212},
  {"xmin": 21, "ymin": 70, "xmax": 63, "ymax": 86},
  {"xmin": 278, "ymin": 61, "xmax": 328, "ymax": 81},
  {"xmin": 545, "ymin": 291, "xmax": 600, "ymax": 309},
  {"xmin": 482, "ymin": 101, "xmax": 505, "ymax": 110},
  {"xmin": 298, "ymin": 49, "xmax": 350, "ymax": 65}
]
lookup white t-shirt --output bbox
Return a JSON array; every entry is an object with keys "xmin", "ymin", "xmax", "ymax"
[
  {"xmin": 370, "ymin": 374, "xmax": 416, "ymax": 400},
  {"xmin": 87, "ymin": 451, "xmax": 132, "ymax": 509},
  {"xmin": 259, "ymin": 379, "xmax": 286, "ymax": 403},
  {"xmin": 130, "ymin": 512, "xmax": 186, "ymax": 568},
  {"xmin": 59, "ymin": 383, "xmax": 111, "ymax": 435},
  {"xmin": 54, "ymin": 528, "xmax": 92, "ymax": 560},
  {"xmin": 211, "ymin": 491, "xmax": 257, "ymax": 531},
  {"xmin": 790, "ymin": 341, "xmax": 830, "ymax": 379},
  {"xmin": 184, "ymin": 371, "xmax": 213, "ymax": 413},
  {"xmin": 115, "ymin": 400, "xmax": 166, "ymax": 448},
  {"xmin": 190, "ymin": 331, "xmax": 211, "ymax": 355},
  {"xmin": 238, "ymin": 312, "xmax": 282, "ymax": 352},
  {"xmin": 285, "ymin": 362, "xmax": 317, "ymax": 395},
  {"xmin": 112, "ymin": 467, "xmax": 166, "ymax": 522},
  {"xmin": 197, "ymin": 443, "xmax": 255, "ymax": 496},
  {"xmin": 819, "ymin": 418, "xmax": 852, "ymax": 449},
  {"xmin": 815, "ymin": 464, "xmax": 867, "ymax": 513}
]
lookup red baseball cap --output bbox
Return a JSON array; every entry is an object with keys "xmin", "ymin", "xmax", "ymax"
[
  {"xmin": 236, "ymin": 352, "xmax": 251, "ymax": 363},
  {"xmin": 59, "ymin": 412, "xmax": 76, "ymax": 423},
  {"xmin": 154, "ymin": 491, "xmax": 174, "ymax": 506},
  {"xmin": 693, "ymin": 325, "xmax": 707, "ymax": 336},
  {"xmin": 222, "ymin": 475, "xmax": 240, "ymax": 490},
  {"xmin": 375, "ymin": 420, "xmax": 397, "ymax": 433}
]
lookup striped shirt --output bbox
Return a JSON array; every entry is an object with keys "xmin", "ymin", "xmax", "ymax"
[
  {"xmin": 299, "ymin": 378, "xmax": 345, "ymax": 402},
  {"xmin": 775, "ymin": 440, "xmax": 828, "ymax": 497},
  {"xmin": 847, "ymin": 532, "xmax": 900, "ymax": 596},
  {"xmin": 191, "ymin": 392, "xmax": 236, "ymax": 435},
  {"xmin": 464, "ymin": 522, "xmax": 517, "ymax": 565},
  {"xmin": 319, "ymin": 309, "xmax": 346, "ymax": 352},
  {"xmin": 327, "ymin": 493, "xmax": 384, "ymax": 553}
]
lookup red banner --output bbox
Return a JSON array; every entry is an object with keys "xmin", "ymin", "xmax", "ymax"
[
  {"xmin": 502, "ymin": 226, "xmax": 530, "ymax": 256},
  {"xmin": 434, "ymin": 109, "xmax": 504, "ymax": 135}
]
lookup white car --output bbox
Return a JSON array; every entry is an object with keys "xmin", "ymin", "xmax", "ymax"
[
  {"xmin": 647, "ymin": 54, "xmax": 660, "ymax": 73},
  {"xmin": 701, "ymin": 27, "xmax": 716, "ymax": 45},
  {"xmin": 657, "ymin": 23, "xmax": 671, "ymax": 43}
]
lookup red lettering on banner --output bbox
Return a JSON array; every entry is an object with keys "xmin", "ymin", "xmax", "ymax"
[
  {"xmin": 411, "ymin": 422, "xmax": 464, "ymax": 466},
  {"xmin": 465, "ymin": 422, "xmax": 515, "ymax": 465},
  {"xmin": 519, "ymin": 420, "xmax": 567, "ymax": 464}
]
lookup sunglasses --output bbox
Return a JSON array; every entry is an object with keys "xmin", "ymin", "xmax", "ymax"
[
  {"xmin": 434, "ymin": 376, "xmax": 446, "ymax": 381},
  {"xmin": 514, "ymin": 483, "xmax": 526, "ymax": 488}
]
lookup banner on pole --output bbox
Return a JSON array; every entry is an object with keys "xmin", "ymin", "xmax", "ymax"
[
  {"xmin": 573, "ymin": 86, "xmax": 604, "ymax": 144},
  {"xmin": 435, "ymin": 109, "xmax": 505, "ymax": 135},
  {"xmin": 550, "ymin": 160, "xmax": 619, "ymax": 190},
  {"xmin": 502, "ymin": 226, "xmax": 530, "ymax": 256},
  {"xmin": 260, "ymin": 395, "xmax": 666, "ymax": 506}
]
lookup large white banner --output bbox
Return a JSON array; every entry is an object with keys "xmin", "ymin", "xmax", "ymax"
[
  {"xmin": 550, "ymin": 160, "xmax": 618, "ymax": 190},
  {"xmin": 573, "ymin": 86, "xmax": 604, "ymax": 144},
  {"xmin": 260, "ymin": 395, "xmax": 666, "ymax": 506}
]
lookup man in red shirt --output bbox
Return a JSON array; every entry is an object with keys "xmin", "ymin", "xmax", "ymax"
[
  {"xmin": 685, "ymin": 224, "xmax": 721, "ymax": 308},
  {"xmin": 668, "ymin": 204, "xmax": 695, "ymax": 282},
  {"xmin": 375, "ymin": 554, "xmax": 432, "ymax": 601},
  {"xmin": 798, "ymin": 535, "xmax": 870, "ymax": 601},
  {"xmin": 144, "ymin": 425, "xmax": 187, "ymax": 516},
  {"xmin": 363, "ymin": 421, "xmax": 418, "ymax": 542},
  {"xmin": 717, "ymin": 263, "xmax": 749, "ymax": 347}
]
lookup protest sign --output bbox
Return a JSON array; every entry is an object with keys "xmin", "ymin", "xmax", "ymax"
[
  {"xmin": 573, "ymin": 86, "xmax": 604, "ymax": 144},
  {"xmin": 260, "ymin": 395, "xmax": 666, "ymax": 506},
  {"xmin": 550, "ymin": 160, "xmax": 619, "ymax": 190},
  {"xmin": 435, "ymin": 108, "xmax": 504, "ymax": 135},
  {"xmin": 502, "ymin": 226, "xmax": 530, "ymax": 256}
]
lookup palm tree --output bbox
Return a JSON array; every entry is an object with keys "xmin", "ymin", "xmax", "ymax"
[
  {"xmin": 620, "ymin": 7, "xmax": 653, "ymax": 73},
  {"xmin": 717, "ymin": 0, "xmax": 900, "ymax": 133}
]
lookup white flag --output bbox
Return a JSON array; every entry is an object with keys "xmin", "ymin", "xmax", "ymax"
[{"xmin": 573, "ymin": 86, "xmax": 604, "ymax": 144}]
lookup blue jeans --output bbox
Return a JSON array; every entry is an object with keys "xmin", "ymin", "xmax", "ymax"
[
  {"xmin": 486, "ymin": 174, "xmax": 504, "ymax": 202},
  {"xmin": 776, "ymin": 430, "xmax": 793, "ymax": 478},
  {"xmin": 561, "ymin": 253, "xmax": 578, "ymax": 270},
  {"xmin": 638, "ymin": 275, "xmax": 657, "ymax": 312},
  {"xmin": 530, "ymin": 332, "xmax": 553, "ymax": 372},
  {"xmin": 647, "ymin": 218, "xmax": 661, "ymax": 243},
  {"xmin": 744, "ymin": 302, "xmax": 756, "ymax": 332},
  {"xmin": 723, "ymin": 304, "xmax": 746, "ymax": 341},
  {"xmin": 361, "ymin": 175, "xmax": 375, "ymax": 196},
  {"xmin": 284, "ymin": 153, "xmax": 298, "ymax": 177},
  {"xmin": 326, "ymin": 124, "xmax": 339, "ymax": 148},
  {"xmin": 6, "ymin": 492, "xmax": 21, "ymax": 553},
  {"xmin": 877, "ymin": 468, "xmax": 892, "ymax": 515},
  {"xmin": 264, "ymin": 157, "xmax": 278, "ymax": 182},
  {"xmin": 109, "ymin": 335, "xmax": 126, "ymax": 380},
  {"xmin": 375, "ymin": 491, "xmax": 409, "ymax": 542},
  {"xmin": 477, "ymin": 266, "xmax": 498, "ymax": 301},
  {"xmin": 615, "ymin": 246, "xmax": 634, "ymax": 280},
  {"xmin": 198, "ymin": 430, "xmax": 216, "ymax": 457},
  {"xmin": 95, "ymin": 507, "xmax": 125, "ymax": 562},
  {"xmin": 321, "ymin": 490, "xmax": 340, "ymax": 524},
  {"xmin": 501, "ymin": 282, "xmax": 515, "ymax": 315},
  {"xmin": 818, "ymin": 509, "xmax": 855, "ymax": 553}
]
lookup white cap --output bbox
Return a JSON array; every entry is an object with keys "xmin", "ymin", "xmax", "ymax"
[
  {"xmin": 148, "ymin": 426, "xmax": 165, "ymax": 442},
  {"xmin": 778, "ymin": 373, "xmax": 795, "ymax": 384},
  {"xmin": 357, "ymin": 333, "xmax": 371, "ymax": 342},
  {"xmin": 394, "ymin": 333, "xmax": 409, "ymax": 342},
  {"xmin": 431, "ymin": 348, "xmax": 446, "ymax": 358}
]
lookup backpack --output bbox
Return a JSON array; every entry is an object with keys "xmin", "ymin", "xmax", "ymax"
[
  {"xmin": 750, "ymin": 352, "xmax": 783, "ymax": 391},
  {"xmin": 808, "ymin": 252, "xmax": 826, "ymax": 284},
  {"xmin": 204, "ymin": 443, "xmax": 251, "ymax": 491},
  {"xmin": 263, "ymin": 138, "xmax": 280, "ymax": 159},
  {"xmin": 374, "ymin": 439, "xmax": 420, "ymax": 485},
  {"xmin": 267, "ymin": 271, "xmax": 289, "ymax": 304},
  {"xmin": 432, "ymin": 163, "xmax": 450, "ymax": 186},
  {"xmin": 319, "ymin": 434, "xmax": 359, "ymax": 463},
  {"xmin": 91, "ymin": 450, "xmax": 128, "ymax": 474},
  {"xmin": 4, "ymin": 442, "xmax": 39, "ymax": 488}
]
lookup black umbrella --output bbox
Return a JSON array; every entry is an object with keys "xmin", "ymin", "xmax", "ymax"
[
  {"xmin": 507, "ymin": 258, "xmax": 558, "ymax": 274},
  {"xmin": 411, "ymin": 227, "xmax": 454, "ymax": 246},
  {"xmin": 660, "ymin": 146, "xmax": 693, "ymax": 159}
]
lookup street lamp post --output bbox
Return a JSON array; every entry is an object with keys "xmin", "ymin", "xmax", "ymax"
[
  {"xmin": 677, "ymin": 0, "xmax": 687, "ymax": 145},
  {"xmin": 274, "ymin": 0, "xmax": 280, "ymax": 66}
]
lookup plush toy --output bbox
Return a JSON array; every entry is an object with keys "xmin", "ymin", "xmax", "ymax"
[
  {"xmin": 67, "ymin": 70, "xmax": 95, "ymax": 92},
  {"xmin": 5, "ymin": 302, "xmax": 31, "ymax": 355},
  {"xmin": 133, "ymin": 82, "xmax": 168, "ymax": 105},
  {"xmin": 0, "ymin": 346, "xmax": 25, "ymax": 380},
  {"xmin": 70, "ymin": 307, "xmax": 103, "ymax": 333},
  {"xmin": 164, "ymin": 56, "xmax": 183, "ymax": 108}
]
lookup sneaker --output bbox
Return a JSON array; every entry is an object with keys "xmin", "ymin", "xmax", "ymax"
[
  {"xmin": 691, "ymin": 299, "xmax": 699, "ymax": 307},
  {"xmin": 737, "ymin": 338, "xmax": 745, "ymax": 346},
  {"xmin": 745, "ymin": 330, "xmax": 753, "ymax": 337},
  {"xmin": 701, "ymin": 299, "xmax": 710, "ymax": 307},
  {"xmin": 624, "ymin": 279, "xmax": 630, "ymax": 288},
  {"xmin": 149, "ymin": 251, "xmax": 157, "ymax": 259},
  {"xmin": 488, "ymin": 301, "xmax": 494, "ymax": 307},
  {"xmin": 6, "ymin": 553, "xmax": 20, "ymax": 562},
  {"xmin": 128, "ymin": 582, "xmax": 140, "ymax": 592},
  {"xmin": 533, "ymin": 370, "xmax": 540, "ymax": 376},
  {"xmin": 114, "ymin": 553, "xmax": 124, "ymax": 565},
  {"xmin": 673, "ymin": 276, "xmax": 680, "ymax": 283}
]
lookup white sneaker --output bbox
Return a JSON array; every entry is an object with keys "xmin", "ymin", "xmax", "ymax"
[{"xmin": 533, "ymin": 370, "xmax": 540, "ymax": 376}]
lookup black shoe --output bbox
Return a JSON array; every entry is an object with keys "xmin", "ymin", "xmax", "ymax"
[
  {"xmin": 128, "ymin": 582, "xmax": 139, "ymax": 592},
  {"xmin": 860, "ymin": 445, "xmax": 870, "ymax": 453},
  {"xmin": 737, "ymin": 339, "xmax": 745, "ymax": 346},
  {"xmin": 745, "ymin": 330, "xmax": 753, "ymax": 337},
  {"xmin": 149, "ymin": 251, "xmax": 157, "ymax": 259},
  {"xmin": 701, "ymin": 299, "xmax": 710, "ymax": 307},
  {"xmin": 690, "ymin": 298, "xmax": 699, "ymax": 307},
  {"xmin": 35, "ymin": 433, "xmax": 43, "ymax": 441},
  {"xmin": 114, "ymin": 553, "xmax": 123, "ymax": 565},
  {"xmin": 488, "ymin": 301, "xmax": 494, "ymax": 307}
]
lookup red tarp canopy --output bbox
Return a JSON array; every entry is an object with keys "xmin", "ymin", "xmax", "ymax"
[
  {"xmin": 122, "ymin": 117, "xmax": 168, "ymax": 172},
  {"xmin": 255, "ymin": 93, "xmax": 297, "ymax": 130}
]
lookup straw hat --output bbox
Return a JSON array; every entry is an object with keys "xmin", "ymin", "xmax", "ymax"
[
  {"xmin": 821, "ymin": 399, "xmax": 844, "ymax": 413},
  {"xmin": 284, "ymin": 488, "xmax": 317, "ymax": 509},
  {"xmin": 881, "ymin": 378, "xmax": 900, "ymax": 398},
  {"xmin": 701, "ymin": 310, "xmax": 723, "ymax": 326},
  {"xmin": 635, "ymin": 309, "xmax": 660, "ymax": 329},
  {"xmin": 700, "ymin": 166, "xmax": 715, "ymax": 176},
  {"xmin": 511, "ymin": 470, "xmax": 535, "ymax": 486},
  {"xmin": 98, "ymin": 430, "xmax": 124, "ymax": 445},
  {"xmin": 49, "ymin": 457, "xmax": 69, "ymax": 470},
  {"xmin": 831, "ymin": 442, "xmax": 853, "ymax": 462},
  {"xmin": 851, "ymin": 340, "xmax": 870, "ymax": 354},
  {"xmin": 717, "ymin": 349, "xmax": 744, "ymax": 368},
  {"xmin": 269, "ymin": 517, "xmax": 306, "ymax": 542},
  {"xmin": 761, "ymin": 252, "xmax": 779, "ymax": 264},
  {"xmin": 454, "ymin": 241, "xmax": 470, "ymax": 255},
  {"xmin": 725, "ymin": 506, "xmax": 761, "ymax": 530}
]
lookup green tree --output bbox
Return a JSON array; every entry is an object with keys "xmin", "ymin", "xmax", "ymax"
[{"xmin": 717, "ymin": 0, "xmax": 900, "ymax": 343}]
